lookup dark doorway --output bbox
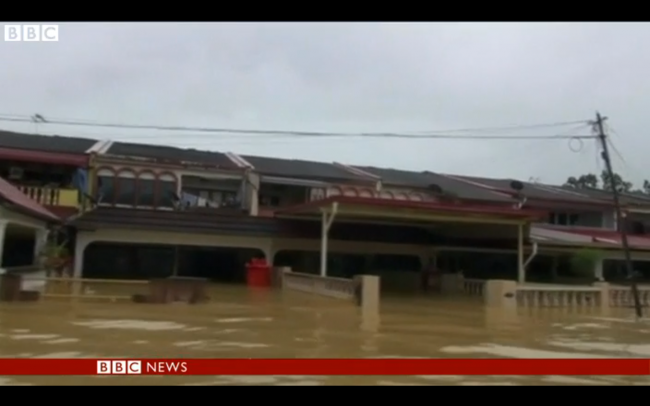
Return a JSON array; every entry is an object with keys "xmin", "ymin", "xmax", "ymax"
[
  {"xmin": 177, "ymin": 246, "xmax": 264, "ymax": 283},
  {"xmin": 83, "ymin": 242, "xmax": 264, "ymax": 283},
  {"xmin": 2, "ymin": 225, "xmax": 36, "ymax": 267}
]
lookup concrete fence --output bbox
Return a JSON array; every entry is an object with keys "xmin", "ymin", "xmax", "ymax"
[
  {"xmin": 483, "ymin": 280, "xmax": 650, "ymax": 310},
  {"xmin": 439, "ymin": 273, "xmax": 650, "ymax": 310},
  {"xmin": 440, "ymin": 273, "xmax": 486, "ymax": 298},
  {"xmin": 277, "ymin": 267, "xmax": 380, "ymax": 320}
]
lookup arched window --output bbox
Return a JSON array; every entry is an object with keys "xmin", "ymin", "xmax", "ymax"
[
  {"xmin": 329, "ymin": 187, "xmax": 342, "ymax": 197},
  {"xmin": 137, "ymin": 171, "xmax": 156, "ymax": 206},
  {"xmin": 359, "ymin": 188, "xmax": 373, "ymax": 198},
  {"xmin": 342, "ymin": 187, "xmax": 358, "ymax": 197},
  {"xmin": 157, "ymin": 172, "xmax": 177, "ymax": 208},
  {"xmin": 96, "ymin": 168, "xmax": 116, "ymax": 204},
  {"xmin": 116, "ymin": 170, "xmax": 137, "ymax": 205}
]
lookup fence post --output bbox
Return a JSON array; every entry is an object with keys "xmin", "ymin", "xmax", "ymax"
[
  {"xmin": 355, "ymin": 275, "xmax": 380, "ymax": 321},
  {"xmin": 440, "ymin": 273, "xmax": 463, "ymax": 294},
  {"xmin": 484, "ymin": 280, "xmax": 518, "ymax": 308},
  {"xmin": 593, "ymin": 282, "xmax": 610, "ymax": 309},
  {"xmin": 272, "ymin": 266, "xmax": 290, "ymax": 289}
]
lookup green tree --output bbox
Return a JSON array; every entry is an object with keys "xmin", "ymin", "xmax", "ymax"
[
  {"xmin": 629, "ymin": 180, "xmax": 650, "ymax": 195},
  {"xmin": 564, "ymin": 170, "xmax": 634, "ymax": 193},
  {"xmin": 563, "ymin": 173, "xmax": 599, "ymax": 189},
  {"xmin": 599, "ymin": 170, "xmax": 633, "ymax": 193}
]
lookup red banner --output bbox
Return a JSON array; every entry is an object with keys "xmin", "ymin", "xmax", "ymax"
[{"xmin": 0, "ymin": 359, "xmax": 647, "ymax": 376}]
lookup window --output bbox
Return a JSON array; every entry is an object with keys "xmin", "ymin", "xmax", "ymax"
[
  {"xmin": 158, "ymin": 179, "xmax": 176, "ymax": 208},
  {"xmin": 549, "ymin": 212, "xmax": 579, "ymax": 226},
  {"xmin": 221, "ymin": 191, "xmax": 238, "ymax": 206},
  {"xmin": 95, "ymin": 169, "xmax": 177, "ymax": 209},
  {"xmin": 116, "ymin": 171, "xmax": 136, "ymax": 205},
  {"xmin": 137, "ymin": 172, "xmax": 156, "ymax": 206},
  {"xmin": 259, "ymin": 195, "xmax": 280, "ymax": 207},
  {"xmin": 96, "ymin": 169, "xmax": 116, "ymax": 204}
]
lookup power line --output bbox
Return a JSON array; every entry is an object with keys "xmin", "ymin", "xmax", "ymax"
[{"xmin": 0, "ymin": 114, "xmax": 597, "ymax": 141}]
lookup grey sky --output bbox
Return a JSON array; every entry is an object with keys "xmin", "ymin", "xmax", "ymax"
[{"xmin": 0, "ymin": 22, "xmax": 647, "ymax": 185}]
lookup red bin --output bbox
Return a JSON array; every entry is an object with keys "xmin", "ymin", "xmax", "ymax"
[{"xmin": 246, "ymin": 258, "xmax": 271, "ymax": 287}]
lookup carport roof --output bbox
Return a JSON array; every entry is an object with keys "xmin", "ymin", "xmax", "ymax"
[
  {"xmin": 0, "ymin": 177, "xmax": 60, "ymax": 222},
  {"xmin": 277, "ymin": 196, "xmax": 545, "ymax": 224}
]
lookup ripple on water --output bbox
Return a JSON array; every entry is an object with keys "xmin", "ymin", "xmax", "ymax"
[
  {"xmin": 72, "ymin": 320, "xmax": 187, "ymax": 331},
  {"xmin": 214, "ymin": 317, "xmax": 273, "ymax": 323},
  {"xmin": 590, "ymin": 316, "xmax": 650, "ymax": 324},
  {"xmin": 10, "ymin": 334, "xmax": 59, "ymax": 340},
  {"xmin": 378, "ymin": 380, "xmax": 429, "ymax": 386},
  {"xmin": 173, "ymin": 340, "xmax": 270, "ymax": 349},
  {"xmin": 547, "ymin": 340, "xmax": 650, "ymax": 357},
  {"xmin": 556, "ymin": 323, "xmax": 609, "ymax": 331},
  {"xmin": 440, "ymin": 344, "xmax": 611, "ymax": 359},
  {"xmin": 0, "ymin": 377, "xmax": 32, "ymax": 386},
  {"xmin": 542, "ymin": 376, "xmax": 611, "ymax": 385},
  {"xmin": 43, "ymin": 338, "xmax": 80, "ymax": 344}
]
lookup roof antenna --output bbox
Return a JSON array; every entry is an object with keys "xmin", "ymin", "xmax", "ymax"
[
  {"xmin": 31, "ymin": 114, "xmax": 47, "ymax": 135},
  {"xmin": 510, "ymin": 180, "xmax": 527, "ymax": 209}
]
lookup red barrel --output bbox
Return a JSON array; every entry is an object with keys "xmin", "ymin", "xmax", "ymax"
[{"xmin": 246, "ymin": 258, "xmax": 271, "ymax": 287}]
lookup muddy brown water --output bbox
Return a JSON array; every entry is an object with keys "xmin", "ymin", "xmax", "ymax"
[{"xmin": 1, "ymin": 285, "xmax": 650, "ymax": 386}]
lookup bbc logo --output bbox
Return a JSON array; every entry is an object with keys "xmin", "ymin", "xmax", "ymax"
[
  {"xmin": 4, "ymin": 24, "xmax": 59, "ymax": 42},
  {"xmin": 97, "ymin": 360, "xmax": 142, "ymax": 374}
]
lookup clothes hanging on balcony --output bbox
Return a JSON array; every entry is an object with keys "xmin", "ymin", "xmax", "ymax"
[
  {"xmin": 72, "ymin": 169, "xmax": 88, "ymax": 193},
  {"xmin": 180, "ymin": 191, "xmax": 220, "ymax": 208}
]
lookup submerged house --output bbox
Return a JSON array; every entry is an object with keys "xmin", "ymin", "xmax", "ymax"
[{"xmin": 0, "ymin": 129, "xmax": 647, "ymax": 288}]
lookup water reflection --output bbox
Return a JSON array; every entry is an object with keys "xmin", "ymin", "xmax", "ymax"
[{"xmin": 1, "ymin": 285, "xmax": 650, "ymax": 385}]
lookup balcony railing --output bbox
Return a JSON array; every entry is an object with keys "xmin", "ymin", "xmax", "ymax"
[{"xmin": 18, "ymin": 186, "xmax": 79, "ymax": 208}]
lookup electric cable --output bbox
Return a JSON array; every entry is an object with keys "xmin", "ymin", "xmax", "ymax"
[{"xmin": 0, "ymin": 114, "xmax": 597, "ymax": 141}]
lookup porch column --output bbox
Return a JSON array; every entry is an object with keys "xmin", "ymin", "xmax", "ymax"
[
  {"xmin": 517, "ymin": 224, "xmax": 525, "ymax": 284},
  {"xmin": 0, "ymin": 220, "xmax": 7, "ymax": 268},
  {"xmin": 72, "ymin": 233, "xmax": 91, "ymax": 279},
  {"xmin": 551, "ymin": 256, "xmax": 559, "ymax": 282},
  {"xmin": 319, "ymin": 203, "xmax": 338, "ymax": 277},
  {"xmin": 33, "ymin": 228, "xmax": 49, "ymax": 265},
  {"xmin": 594, "ymin": 258, "xmax": 604, "ymax": 282}
]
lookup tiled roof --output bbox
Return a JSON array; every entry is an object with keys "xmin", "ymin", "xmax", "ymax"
[
  {"xmin": 69, "ymin": 207, "xmax": 284, "ymax": 235},
  {"xmin": 561, "ymin": 186, "xmax": 650, "ymax": 207},
  {"xmin": 106, "ymin": 142, "xmax": 238, "ymax": 169},
  {"xmin": 355, "ymin": 166, "xmax": 432, "ymax": 187},
  {"xmin": 532, "ymin": 224, "xmax": 650, "ymax": 249},
  {"xmin": 0, "ymin": 177, "xmax": 59, "ymax": 222},
  {"xmin": 4, "ymin": 129, "xmax": 645, "ymax": 209},
  {"xmin": 458, "ymin": 175, "xmax": 608, "ymax": 205},
  {"xmin": 355, "ymin": 166, "xmax": 514, "ymax": 203},
  {"xmin": 0, "ymin": 130, "xmax": 97, "ymax": 154},
  {"xmin": 243, "ymin": 155, "xmax": 368, "ymax": 182}
]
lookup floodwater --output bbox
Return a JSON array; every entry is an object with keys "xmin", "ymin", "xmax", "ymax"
[{"xmin": 1, "ymin": 285, "xmax": 650, "ymax": 386}]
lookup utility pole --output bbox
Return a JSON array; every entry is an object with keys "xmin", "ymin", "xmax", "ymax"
[{"xmin": 595, "ymin": 112, "xmax": 643, "ymax": 318}]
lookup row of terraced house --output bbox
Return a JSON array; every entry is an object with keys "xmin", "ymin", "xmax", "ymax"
[{"xmin": 0, "ymin": 129, "xmax": 649, "ymax": 291}]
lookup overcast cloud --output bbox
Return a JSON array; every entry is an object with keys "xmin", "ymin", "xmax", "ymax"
[{"xmin": 0, "ymin": 22, "xmax": 647, "ymax": 185}]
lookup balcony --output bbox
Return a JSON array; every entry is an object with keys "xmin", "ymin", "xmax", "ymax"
[{"xmin": 18, "ymin": 186, "xmax": 79, "ymax": 208}]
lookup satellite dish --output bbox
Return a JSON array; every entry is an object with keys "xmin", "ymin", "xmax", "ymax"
[
  {"xmin": 428, "ymin": 184, "xmax": 444, "ymax": 194},
  {"xmin": 510, "ymin": 180, "xmax": 524, "ymax": 191}
]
